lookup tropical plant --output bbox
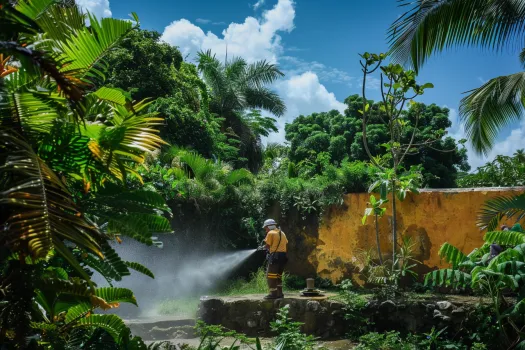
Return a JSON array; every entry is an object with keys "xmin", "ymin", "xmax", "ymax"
[
  {"xmin": 197, "ymin": 50, "xmax": 286, "ymax": 172},
  {"xmin": 359, "ymin": 52, "xmax": 456, "ymax": 262},
  {"xmin": 389, "ymin": 0, "xmax": 525, "ymax": 155},
  {"xmin": 362, "ymin": 195, "xmax": 389, "ymax": 264},
  {"xmin": 270, "ymin": 305, "xmax": 317, "ymax": 350},
  {"xmin": 0, "ymin": 0, "xmax": 170, "ymax": 347},
  {"xmin": 425, "ymin": 227, "xmax": 525, "ymax": 347},
  {"xmin": 458, "ymin": 150, "xmax": 525, "ymax": 188}
]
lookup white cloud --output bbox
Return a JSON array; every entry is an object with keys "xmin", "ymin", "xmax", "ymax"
[
  {"xmin": 76, "ymin": 0, "xmax": 112, "ymax": 18},
  {"xmin": 265, "ymin": 72, "xmax": 347, "ymax": 143},
  {"xmin": 196, "ymin": 18, "xmax": 211, "ymax": 24},
  {"xmin": 447, "ymin": 108, "xmax": 525, "ymax": 169},
  {"xmin": 280, "ymin": 56, "xmax": 354, "ymax": 86},
  {"xmin": 253, "ymin": 0, "xmax": 265, "ymax": 10},
  {"xmin": 161, "ymin": 0, "xmax": 351, "ymax": 145},
  {"xmin": 161, "ymin": 0, "xmax": 295, "ymax": 63}
]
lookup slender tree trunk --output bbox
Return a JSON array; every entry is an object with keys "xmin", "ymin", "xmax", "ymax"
[
  {"xmin": 375, "ymin": 213, "xmax": 383, "ymax": 265},
  {"xmin": 391, "ymin": 180, "xmax": 398, "ymax": 269}
]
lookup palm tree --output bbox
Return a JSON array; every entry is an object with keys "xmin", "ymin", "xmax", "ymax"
[
  {"xmin": 389, "ymin": 0, "xmax": 525, "ymax": 155},
  {"xmin": 197, "ymin": 50, "xmax": 286, "ymax": 172},
  {"xmin": 0, "ymin": 0, "xmax": 169, "ymax": 346}
]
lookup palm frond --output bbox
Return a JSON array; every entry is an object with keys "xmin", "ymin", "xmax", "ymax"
[
  {"xmin": 38, "ymin": 278, "xmax": 90, "ymax": 298},
  {"xmin": 86, "ymin": 185, "xmax": 170, "ymax": 213},
  {"xmin": 0, "ymin": 42, "xmax": 85, "ymax": 104},
  {"xmin": 225, "ymin": 56, "xmax": 247, "ymax": 81},
  {"xmin": 225, "ymin": 168, "xmax": 253, "ymax": 186},
  {"xmin": 244, "ymin": 87, "xmax": 286, "ymax": 117},
  {"xmin": 0, "ymin": 131, "xmax": 103, "ymax": 261},
  {"xmin": 389, "ymin": 0, "xmax": 525, "ymax": 71},
  {"xmin": 243, "ymin": 60, "xmax": 285, "ymax": 88},
  {"xmin": 197, "ymin": 50, "xmax": 229, "ymax": 102},
  {"xmin": 460, "ymin": 72, "xmax": 525, "ymax": 155},
  {"xmin": 181, "ymin": 152, "xmax": 216, "ymax": 182},
  {"xmin": 92, "ymin": 86, "xmax": 132, "ymax": 107},
  {"xmin": 56, "ymin": 14, "xmax": 135, "ymax": 84},
  {"xmin": 106, "ymin": 213, "xmax": 171, "ymax": 245},
  {"xmin": 478, "ymin": 193, "xmax": 525, "ymax": 230}
]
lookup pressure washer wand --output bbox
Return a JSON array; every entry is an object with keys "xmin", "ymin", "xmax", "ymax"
[{"xmin": 256, "ymin": 240, "xmax": 267, "ymax": 252}]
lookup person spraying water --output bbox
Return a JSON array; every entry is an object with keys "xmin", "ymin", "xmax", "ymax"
[{"xmin": 259, "ymin": 219, "xmax": 288, "ymax": 299}]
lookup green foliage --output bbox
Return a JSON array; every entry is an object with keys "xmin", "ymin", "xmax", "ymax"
[
  {"xmin": 338, "ymin": 280, "xmax": 370, "ymax": 339},
  {"xmin": 355, "ymin": 331, "xmax": 413, "ymax": 350},
  {"xmin": 458, "ymin": 151, "xmax": 525, "ymax": 188},
  {"xmin": 104, "ymin": 29, "xmax": 183, "ymax": 100},
  {"xmin": 0, "ymin": 1, "xmax": 169, "ymax": 348},
  {"xmin": 197, "ymin": 50, "xmax": 286, "ymax": 172},
  {"xmin": 389, "ymin": 0, "xmax": 525, "ymax": 155},
  {"xmin": 194, "ymin": 321, "xmax": 257, "ymax": 350},
  {"xmin": 222, "ymin": 267, "xmax": 270, "ymax": 295},
  {"xmin": 425, "ymin": 227, "xmax": 525, "ymax": 346},
  {"xmin": 270, "ymin": 305, "xmax": 316, "ymax": 350},
  {"xmin": 477, "ymin": 192, "xmax": 525, "ymax": 231},
  {"xmin": 286, "ymin": 100, "xmax": 468, "ymax": 187}
]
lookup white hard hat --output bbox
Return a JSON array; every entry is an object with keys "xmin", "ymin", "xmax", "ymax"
[{"xmin": 263, "ymin": 219, "xmax": 277, "ymax": 228}]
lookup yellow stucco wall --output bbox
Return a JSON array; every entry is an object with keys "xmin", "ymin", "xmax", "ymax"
[{"xmin": 310, "ymin": 188, "xmax": 525, "ymax": 283}]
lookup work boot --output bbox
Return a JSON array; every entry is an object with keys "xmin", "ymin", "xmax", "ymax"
[
  {"xmin": 264, "ymin": 294, "xmax": 278, "ymax": 300},
  {"xmin": 264, "ymin": 289, "xmax": 279, "ymax": 299}
]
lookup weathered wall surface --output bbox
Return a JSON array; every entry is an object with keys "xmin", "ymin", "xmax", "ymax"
[{"xmin": 285, "ymin": 187, "xmax": 525, "ymax": 283}]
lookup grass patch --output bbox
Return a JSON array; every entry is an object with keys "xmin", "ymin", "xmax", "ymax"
[
  {"xmin": 220, "ymin": 267, "xmax": 298, "ymax": 296},
  {"xmin": 155, "ymin": 297, "xmax": 200, "ymax": 317}
]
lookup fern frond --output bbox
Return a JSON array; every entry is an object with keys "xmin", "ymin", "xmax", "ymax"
[{"xmin": 124, "ymin": 261, "xmax": 154, "ymax": 279}]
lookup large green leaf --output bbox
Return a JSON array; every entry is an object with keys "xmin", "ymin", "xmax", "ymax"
[
  {"xmin": 424, "ymin": 269, "xmax": 471, "ymax": 288},
  {"xmin": 0, "ymin": 132, "xmax": 103, "ymax": 260},
  {"xmin": 438, "ymin": 243, "xmax": 467, "ymax": 269},
  {"xmin": 93, "ymin": 86, "xmax": 132, "ymax": 107},
  {"xmin": 56, "ymin": 14, "xmax": 135, "ymax": 84},
  {"xmin": 484, "ymin": 230, "xmax": 525, "ymax": 246}
]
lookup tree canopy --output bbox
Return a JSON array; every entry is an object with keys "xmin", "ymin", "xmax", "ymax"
[
  {"xmin": 104, "ymin": 29, "xmax": 183, "ymax": 101},
  {"xmin": 285, "ymin": 95, "xmax": 470, "ymax": 187}
]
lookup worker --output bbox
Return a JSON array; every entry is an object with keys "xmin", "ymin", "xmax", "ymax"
[{"xmin": 262, "ymin": 219, "xmax": 288, "ymax": 299}]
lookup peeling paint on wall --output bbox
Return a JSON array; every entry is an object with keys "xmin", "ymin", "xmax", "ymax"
[{"xmin": 307, "ymin": 187, "xmax": 525, "ymax": 283}]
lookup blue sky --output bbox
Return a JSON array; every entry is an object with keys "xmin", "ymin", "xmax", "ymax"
[{"xmin": 79, "ymin": 0, "xmax": 525, "ymax": 169}]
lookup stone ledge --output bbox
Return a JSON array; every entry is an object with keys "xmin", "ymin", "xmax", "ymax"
[
  {"xmin": 198, "ymin": 293, "xmax": 346, "ymax": 339},
  {"xmin": 197, "ymin": 293, "xmax": 495, "ymax": 339}
]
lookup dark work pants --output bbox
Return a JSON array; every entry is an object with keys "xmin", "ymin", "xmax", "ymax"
[{"xmin": 267, "ymin": 253, "xmax": 287, "ymax": 297}]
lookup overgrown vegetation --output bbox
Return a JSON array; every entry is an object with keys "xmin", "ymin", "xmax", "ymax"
[{"xmin": 4, "ymin": 0, "xmax": 525, "ymax": 348}]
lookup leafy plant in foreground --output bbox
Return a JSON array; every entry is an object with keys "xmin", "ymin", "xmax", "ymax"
[{"xmin": 270, "ymin": 305, "xmax": 317, "ymax": 350}]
